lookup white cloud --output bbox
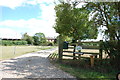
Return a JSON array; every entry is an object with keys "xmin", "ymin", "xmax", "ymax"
[
  {"xmin": 0, "ymin": 18, "xmax": 58, "ymax": 38},
  {"xmin": 35, "ymin": 0, "xmax": 54, "ymax": 4},
  {"xmin": 0, "ymin": 28, "xmax": 22, "ymax": 39},
  {"xmin": 0, "ymin": 0, "xmax": 55, "ymax": 9},
  {"xmin": 0, "ymin": 0, "xmax": 58, "ymax": 38},
  {"xmin": 39, "ymin": 3, "xmax": 55, "ymax": 21},
  {"xmin": 25, "ymin": 0, "xmax": 55, "ymax": 6},
  {"xmin": 0, "ymin": 0, "xmax": 27, "ymax": 9}
]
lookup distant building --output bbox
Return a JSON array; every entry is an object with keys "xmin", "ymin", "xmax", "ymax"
[
  {"xmin": 0, "ymin": 36, "xmax": 22, "ymax": 41},
  {"xmin": 46, "ymin": 37, "xmax": 56, "ymax": 42},
  {"xmin": 1, "ymin": 38, "xmax": 21, "ymax": 41}
]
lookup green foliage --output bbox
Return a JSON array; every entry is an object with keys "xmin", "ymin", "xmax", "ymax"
[
  {"xmin": 47, "ymin": 42, "xmax": 54, "ymax": 46},
  {"xmin": 64, "ymin": 36, "xmax": 72, "ymax": 42},
  {"xmin": 2, "ymin": 40, "xmax": 13, "ymax": 46},
  {"xmin": 22, "ymin": 40, "xmax": 28, "ymax": 45},
  {"xmin": 0, "ymin": 40, "xmax": 2, "ymax": 45},
  {"xmin": 86, "ymin": 2, "xmax": 120, "ymax": 67},
  {"xmin": 2, "ymin": 40, "xmax": 27, "ymax": 46},
  {"xmin": 33, "ymin": 32, "xmax": 47, "ymax": 45},
  {"xmin": 22, "ymin": 32, "xmax": 47, "ymax": 45},
  {"xmin": 86, "ymin": 2, "xmax": 120, "ymax": 41},
  {"xmin": 22, "ymin": 33, "xmax": 34, "ymax": 45},
  {"xmin": 81, "ymin": 42, "xmax": 99, "ymax": 46},
  {"xmin": 102, "ymin": 40, "xmax": 120, "ymax": 69},
  {"xmin": 33, "ymin": 36, "xmax": 40, "ymax": 45},
  {"xmin": 54, "ymin": 3, "xmax": 98, "ymax": 40},
  {"xmin": 52, "ymin": 59, "xmax": 116, "ymax": 79}
]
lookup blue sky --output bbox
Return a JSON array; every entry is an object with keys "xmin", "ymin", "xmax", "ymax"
[
  {"xmin": 0, "ymin": 0, "xmax": 58, "ymax": 39},
  {"xmin": 0, "ymin": 0, "xmax": 108, "ymax": 40},
  {"xmin": 2, "ymin": 5, "xmax": 40, "ymax": 20}
]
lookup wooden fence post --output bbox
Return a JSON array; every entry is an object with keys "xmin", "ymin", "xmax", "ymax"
[
  {"xmin": 73, "ymin": 45, "xmax": 76, "ymax": 60},
  {"xmin": 90, "ymin": 55, "xmax": 94, "ymax": 67},
  {"xmin": 58, "ymin": 35, "xmax": 63, "ymax": 62},
  {"xmin": 99, "ymin": 40, "xmax": 103, "ymax": 59},
  {"xmin": 78, "ymin": 40, "xmax": 81, "ymax": 60}
]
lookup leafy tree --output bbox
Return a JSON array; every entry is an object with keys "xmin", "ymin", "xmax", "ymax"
[
  {"xmin": 22, "ymin": 33, "xmax": 34, "ymax": 45},
  {"xmin": 33, "ymin": 36, "xmax": 40, "ymax": 45},
  {"xmin": 54, "ymin": 2, "xmax": 97, "ymax": 41},
  {"xmin": 86, "ymin": 2, "xmax": 120, "ymax": 41},
  {"xmin": 86, "ymin": 2, "xmax": 120, "ymax": 68},
  {"xmin": 33, "ymin": 32, "xmax": 46, "ymax": 45}
]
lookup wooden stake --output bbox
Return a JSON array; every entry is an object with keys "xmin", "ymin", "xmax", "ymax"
[
  {"xmin": 58, "ymin": 35, "xmax": 63, "ymax": 62},
  {"xmin": 99, "ymin": 40, "xmax": 103, "ymax": 59},
  {"xmin": 90, "ymin": 55, "xmax": 94, "ymax": 67}
]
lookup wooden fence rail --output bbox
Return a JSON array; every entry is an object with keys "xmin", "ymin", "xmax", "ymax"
[{"xmin": 58, "ymin": 35, "xmax": 103, "ymax": 66}]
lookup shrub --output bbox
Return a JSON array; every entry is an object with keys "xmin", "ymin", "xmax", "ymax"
[
  {"xmin": 47, "ymin": 42, "xmax": 54, "ymax": 46},
  {"xmin": 102, "ymin": 40, "xmax": 120, "ymax": 70},
  {"xmin": 2, "ymin": 40, "xmax": 27, "ymax": 46},
  {"xmin": 2, "ymin": 40, "xmax": 12, "ymax": 46}
]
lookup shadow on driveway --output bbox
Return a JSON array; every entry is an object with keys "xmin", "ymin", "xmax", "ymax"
[{"xmin": 1, "ymin": 55, "xmax": 75, "ymax": 79}]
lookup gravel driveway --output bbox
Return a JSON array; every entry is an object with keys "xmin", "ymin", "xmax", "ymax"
[{"xmin": 0, "ymin": 48, "xmax": 76, "ymax": 80}]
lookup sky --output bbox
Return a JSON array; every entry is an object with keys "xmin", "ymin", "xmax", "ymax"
[
  {"xmin": 0, "ymin": 0, "xmax": 107, "ymax": 40},
  {"xmin": 0, "ymin": 0, "xmax": 59, "ymax": 39}
]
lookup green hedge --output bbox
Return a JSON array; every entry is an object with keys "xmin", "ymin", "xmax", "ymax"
[{"xmin": 1, "ymin": 40, "xmax": 27, "ymax": 46}]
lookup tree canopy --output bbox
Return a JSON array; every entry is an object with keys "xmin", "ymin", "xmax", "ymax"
[
  {"xmin": 22, "ymin": 32, "xmax": 47, "ymax": 45},
  {"xmin": 86, "ymin": 2, "xmax": 120, "ymax": 41},
  {"xmin": 33, "ymin": 32, "xmax": 46, "ymax": 45},
  {"xmin": 86, "ymin": 2, "xmax": 120, "ymax": 67},
  {"xmin": 54, "ymin": 1, "xmax": 120, "ymax": 68},
  {"xmin": 22, "ymin": 33, "xmax": 34, "ymax": 45},
  {"xmin": 54, "ymin": 2, "xmax": 98, "ymax": 40}
]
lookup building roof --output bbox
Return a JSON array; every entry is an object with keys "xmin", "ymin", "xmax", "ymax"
[{"xmin": 46, "ymin": 37, "xmax": 56, "ymax": 40}]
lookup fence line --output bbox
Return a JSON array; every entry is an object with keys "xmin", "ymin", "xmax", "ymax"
[{"xmin": 58, "ymin": 36, "xmax": 103, "ymax": 61}]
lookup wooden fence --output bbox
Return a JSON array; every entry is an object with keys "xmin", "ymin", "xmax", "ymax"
[{"xmin": 58, "ymin": 36, "xmax": 104, "ymax": 66}]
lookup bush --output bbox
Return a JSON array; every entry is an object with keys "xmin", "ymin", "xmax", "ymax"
[
  {"xmin": 2, "ymin": 40, "xmax": 27, "ymax": 46},
  {"xmin": 102, "ymin": 40, "xmax": 120, "ymax": 70},
  {"xmin": 2, "ymin": 40, "xmax": 13, "ymax": 46},
  {"xmin": 0, "ymin": 40, "xmax": 2, "ymax": 45},
  {"xmin": 38, "ymin": 42, "xmax": 54, "ymax": 46},
  {"xmin": 22, "ymin": 41, "xmax": 27, "ymax": 45},
  {"xmin": 47, "ymin": 42, "xmax": 54, "ymax": 46}
]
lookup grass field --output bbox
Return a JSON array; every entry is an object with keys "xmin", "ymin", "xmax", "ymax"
[{"xmin": 0, "ymin": 46, "xmax": 55, "ymax": 60}]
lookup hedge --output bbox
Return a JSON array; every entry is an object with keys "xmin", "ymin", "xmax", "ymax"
[{"xmin": 1, "ymin": 40, "xmax": 27, "ymax": 46}]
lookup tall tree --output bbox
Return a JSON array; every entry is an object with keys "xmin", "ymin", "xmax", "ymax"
[
  {"xmin": 33, "ymin": 32, "xmax": 46, "ymax": 45},
  {"xmin": 87, "ymin": 2, "xmax": 120, "ymax": 41},
  {"xmin": 86, "ymin": 2, "xmax": 120, "ymax": 67},
  {"xmin": 22, "ymin": 33, "xmax": 34, "ymax": 45},
  {"xmin": 54, "ymin": 2, "xmax": 97, "ymax": 41}
]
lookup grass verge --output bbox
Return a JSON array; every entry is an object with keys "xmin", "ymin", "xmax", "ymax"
[
  {"xmin": 49, "ymin": 53, "xmax": 117, "ymax": 79},
  {"xmin": 0, "ymin": 46, "xmax": 56, "ymax": 60}
]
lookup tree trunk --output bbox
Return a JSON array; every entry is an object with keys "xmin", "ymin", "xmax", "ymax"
[{"xmin": 58, "ymin": 35, "xmax": 63, "ymax": 62}]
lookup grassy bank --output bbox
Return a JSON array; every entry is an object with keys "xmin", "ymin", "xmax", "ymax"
[
  {"xmin": 0, "ymin": 46, "xmax": 56, "ymax": 60},
  {"xmin": 49, "ymin": 52, "xmax": 117, "ymax": 79}
]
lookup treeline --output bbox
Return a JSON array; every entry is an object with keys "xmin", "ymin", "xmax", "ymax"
[
  {"xmin": 1, "ymin": 40, "xmax": 27, "ymax": 46},
  {"xmin": 1, "ymin": 32, "xmax": 57, "ymax": 46},
  {"xmin": 22, "ymin": 32, "xmax": 57, "ymax": 46},
  {"xmin": 1, "ymin": 40, "xmax": 56, "ymax": 46}
]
